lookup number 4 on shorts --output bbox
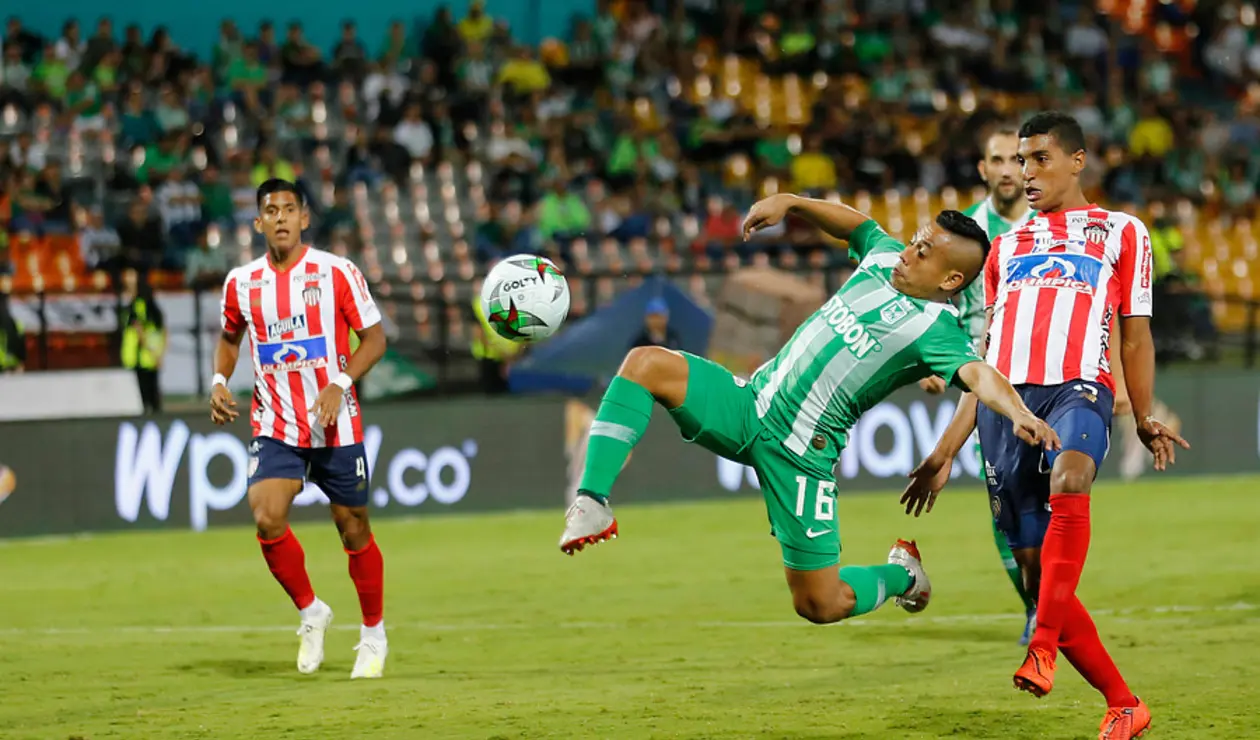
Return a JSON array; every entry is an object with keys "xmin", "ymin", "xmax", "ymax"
[
  {"xmin": 355, "ymin": 457, "xmax": 367, "ymax": 480},
  {"xmin": 795, "ymin": 476, "xmax": 836, "ymax": 521}
]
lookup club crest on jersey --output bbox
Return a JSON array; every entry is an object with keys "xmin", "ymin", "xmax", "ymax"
[
  {"xmin": 817, "ymin": 294, "xmax": 882, "ymax": 359},
  {"xmin": 302, "ymin": 284, "xmax": 322, "ymax": 306},
  {"xmin": 258, "ymin": 336, "xmax": 328, "ymax": 373},
  {"xmin": 880, "ymin": 298, "xmax": 910, "ymax": 325},
  {"xmin": 266, "ymin": 314, "xmax": 307, "ymax": 340},
  {"xmin": 1084, "ymin": 220, "xmax": 1110, "ymax": 245},
  {"xmin": 1005, "ymin": 253, "xmax": 1103, "ymax": 293}
]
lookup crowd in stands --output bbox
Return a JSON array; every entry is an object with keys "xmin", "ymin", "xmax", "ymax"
[{"xmin": 0, "ymin": 0, "xmax": 1251, "ymax": 362}]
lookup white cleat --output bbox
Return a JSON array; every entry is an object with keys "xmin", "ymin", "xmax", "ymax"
[
  {"xmin": 351, "ymin": 629, "xmax": 388, "ymax": 679},
  {"xmin": 889, "ymin": 539, "xmax": 932, "ymax": 613},
  {"xmin": 296, "ymin": 600, "xmax": 333, "ymax": 674},
  {"xmin": 559, "ymin": 494, "xmax": 619, "ymax": 555}
]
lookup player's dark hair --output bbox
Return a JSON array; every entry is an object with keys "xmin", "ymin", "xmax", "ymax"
[
  {"xmin": 1018, "ymin": 111, "xmax": 1086, "ymax": 155},
  {"xmin": 256, "ymin": 178, "xmax": 305, "ymax": 209},
  {"xmin": 935, "ymin": 210, "xmax": 989, "ymax": 291}
]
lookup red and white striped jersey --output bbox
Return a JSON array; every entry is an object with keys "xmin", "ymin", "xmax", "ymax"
[
  {"xmin": 984, "ymin": 205, "xmax": 1153, "ymax": 392},
  {"xmin": 221, "ymin": 245, "xmax": 381, "ymax": 448}
]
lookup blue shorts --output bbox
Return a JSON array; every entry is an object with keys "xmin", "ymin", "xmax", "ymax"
[
  {"xmin": 247, "ymin": 437, "xmax": 371, "ymax": 507},
  {"xmin": 976, "ymin": 382, "xmax": 1113, "ymax": 551}
]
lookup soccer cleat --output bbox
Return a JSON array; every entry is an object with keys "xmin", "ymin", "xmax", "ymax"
[
  {"xmin": 888, "ymin": 539, "xmax": 931, "ymax": 613},
  {"xmin": 1099, "ymin": 698, "xmax": 1151, "ymax": 739},
  {"xmin": 296, "ymin": 601, "xmax": 333, "ymax": 675},
  {"xmin": 350, "ymin": 632, "xmax": 388, "ymax": 679},
  {"xmin": 559, "ymin": 494, "xmax": 618, "ymax": 555},
  {"xmin": 1020, "ymin": 608, "xmax": 1037, "ymax": 646},
  {"xmin": 1013, "ymin": 646, "xmax": 1057, "ymax": 697}
]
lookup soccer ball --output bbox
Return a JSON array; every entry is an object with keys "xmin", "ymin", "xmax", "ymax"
[{"xmin": 480, "ymin": 254, "xmax": 571, "ymax": 342}]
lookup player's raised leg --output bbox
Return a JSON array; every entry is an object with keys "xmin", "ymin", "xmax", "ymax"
[
  {"xmin": 314, "ymin": 443, "xmax": 388, "ymax": 679},
  {"xmin": 560, "ymin": 345, "xmax": 689, "ymax": 553},
  {"xmin": 248, "ymin": 441, "xmax": 333, "ymax": 675}
]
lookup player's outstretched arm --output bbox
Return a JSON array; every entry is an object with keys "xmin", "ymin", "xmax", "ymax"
[
  {"xmin": 900, "ymin": 391, "xmax": 979, "ymax": 516},
  {"xmin": 1119, "ymin": 316, "xmax": 1190, "ymax": 470},
  {"xmin": 209, "ymin": 328, "xmax": 244, "ymax": 425},
  {"xmin": 958, "ymin": 362, "xmax": 1061, "ymax": 451},
  {"xmin": 741, "ymin": 193, "xmax": 872, "ymax": 241}
]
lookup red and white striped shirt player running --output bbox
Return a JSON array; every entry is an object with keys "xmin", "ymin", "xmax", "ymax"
[{"xmin": 210, "ymin": 179, "xmax": 389, "ymax": 680}]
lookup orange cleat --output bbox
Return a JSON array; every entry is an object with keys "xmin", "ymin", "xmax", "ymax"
[
  {"xmin": 1013, "ymin": 647, "xmax": 1056, "ymax": 697},
  {"xmin": 1099, "ymin": 697, "xmax": 1151, "ymax": 739}
]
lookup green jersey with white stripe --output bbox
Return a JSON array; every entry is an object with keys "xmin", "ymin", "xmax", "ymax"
[
  {"xmin": 748, "ymin": 219, "xmax": 981, "ymax": 463},
  {"xmin": 956, "ymin": 197, "xmax": 1033, "ymax": 343}
]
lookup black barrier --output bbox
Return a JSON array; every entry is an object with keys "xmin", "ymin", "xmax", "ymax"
[{"xmin": 0, "ymin": 369, "xmax": 1256, "ymax": 538}]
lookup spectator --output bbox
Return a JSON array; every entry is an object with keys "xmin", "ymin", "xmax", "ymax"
[
  {"xmin": 33, "ymin": 160, "xmax": 72, "ymax": 233},
  {"xmin": 198, "ymin": 166, "xmax": 234, "ymax": 228},
  {"xmin": 630, "ymin": 297, "xmax": 681, "ymax": 350},
  {"xmin": 317, "ymin": 186, "xmax": 357, "ymax": 243},
  {"xmin": 3, "ymin": 17, "xmax": 43, "ymax": 64},
  {"xmin": 118, "ymin": 85, "xmax": 160, "ymax": 148},
  {"xmin": 114, "ymin": 199, "xmax": 166, "ymax": 273},
  {"xmin": 458, "ymin": 1, "xmax": 495, "ymax": 46},
  {"xmin": 421, "ymin": 8, "xmax": 461, "ymax": 88},
  {"xmin": 184, "ymin": 228, "xmax": 231, "ymax": 290},
  {"xmin": 227, "ymin": 42, "xmax": 268, "ymax": 114},
  {"xmin": 78, "ymin": 206, "xmax": 122, "ymax": 269},
  {"xmin": 497, "ymin": 46, "xmax": 552, "ymax": 98},
  {"xmin": 250, "ymin": 145, "xmax": 296, "ymax": 187},
  {"xmin": 137, "ymin": 132, "xmax": 187, "ymax": 184},
  {"xmin": 54, "ymin": 19, "xmax": 84, "ymax": 72},
  {"xmin": 0, "ymin": 44, "xmax": 31, "ymax": 112},
  {"xmin": 537, "ymin": 178, "xmax": 592, "ymax": 244},
  {"xmin": 155, "ymin": 166, "xmax": 203, "ymax": 255},
  {"xmin": 790, "ymin": 134, "xmax": 838, "ymax": 192},
  {"xmin": 153, "ymin": 83, "xmax": 191, "ymax": 134},
  {"xmin": 281, "ymin": 21, "xmax": 325, "ymax": 87},
  {"xmin": 81, "ymin": 17, "xmax": 115, "ymax": 72},
  {"xmin": 380, "ymin": 20, "xmax": 417, "ymax": 68},
  {"xmin": 392, "ymin": 103, "xmax": 435, "ymax": 162},
  {"xmin": 1129, "ymin": 101, "xmax": 1174, "ymax": 163},
  {"xmin": 228, "ymin": 165, "xmax": 257, "ymax": 226},
  {"xmin": 92, "ymin": 48, "xmax": 122, "ymax": 99},
  {"xmin": 31, "ymin": 41, "xmax": 70, "ymax": 99},
  {"xmin": 331, "ymin": 21, "xmax": 368, "ymax": 84}
]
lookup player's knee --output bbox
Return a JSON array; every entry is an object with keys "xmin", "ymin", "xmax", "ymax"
[
  {"xmin": 253, "ymin": 507, "xmax": 288, "ymax": 540},
  {"xmin": 619, "ymin": 346, "xmax": 682, "ymax": 391},
  {"xmin": 331, "ymin": 507, "xmax": 371, "ymax": 550},
  {"xmin": 791, "ymin": 589, "xmax": 852, "ymax": 624},
  {"xmin": 1049, "ymin": 463, "xmax": 1094, "ymax": 494}
]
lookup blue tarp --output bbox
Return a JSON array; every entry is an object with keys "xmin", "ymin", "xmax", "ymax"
[{"xmin": 508, "ymin": 277, "xmax": 714, "ymax": 394}]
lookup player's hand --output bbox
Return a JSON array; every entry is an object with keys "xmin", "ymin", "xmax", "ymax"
[
  {"xmin": 1137, "ymin": 415, "xmax": 1190, "ymax": 471},
  {"xmin": 918, "ymin": 375, "xmax": 947, "ymax": 395},
  {"xmin": 1113, "ymin": 393, "xmax": 1132, "ymax": 416},
  {"xmin": 209, "ymin": 383, "xmax": 238, "ymax": 425},
  {"xmin": 900, "ymin": 453, "xmax": 953, "ymax": 517},
  {"xmin": 311, "ymin": 384, "xmax": 345, "ymax": 428},
  {"xmin": 741, "ymin": 193, "xmax": 796, "ymax": 240},
  {"xmin": 1013, "ymin": 412, "xmax": 1061, "ymax": 451}
]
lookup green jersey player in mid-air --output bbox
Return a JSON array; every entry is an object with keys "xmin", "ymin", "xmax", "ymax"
[
  {"xmin": 558, "ymin": 194, "xmax": 1060, "ymax": 626},
  {"xmin": 914, "ymin": 125, "xmax": 1038, "ymax": 644}
]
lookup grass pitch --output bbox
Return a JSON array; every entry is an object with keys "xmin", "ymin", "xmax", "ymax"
[{"xmin": 1, "ymin": 475, "xmax": 1257, "ymax": 739}]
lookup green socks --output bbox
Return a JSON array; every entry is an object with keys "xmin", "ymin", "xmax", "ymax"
[
  {"xmin": 993, "ymin": 518, "xmax": 1036, "ymax": 612},
  {"xmin": 576, "ymin": 377, "xmax": 655, "ymax": 500},
  {"xmin": 838, "ymin": 564, "xmax": 913, "ymax": 617}
]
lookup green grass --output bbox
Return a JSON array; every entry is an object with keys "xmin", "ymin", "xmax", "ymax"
[{"xmin": 1, "ymin": 476, "xmax": 1257, "ymax": 739}]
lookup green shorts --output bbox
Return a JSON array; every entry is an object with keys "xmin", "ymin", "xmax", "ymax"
[{"xmin": 667, "ymin": 352, "xmax": 844, "ymax": 571}]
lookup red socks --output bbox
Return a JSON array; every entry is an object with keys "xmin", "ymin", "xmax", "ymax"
[
  {"xmin": 1060, "ymin": 596, "xmax": 1139, "ymax": 708},
  {"xmin": 347, "ymin": 536, "xmax": 385, "ymax": 628},
  {"xmin": 1029, "ymin": 493, "xmax": 1091, "ymax": 654},
  {"xmin": 258, "ymin": 527, "xmax": 315, "ymax": 610}
]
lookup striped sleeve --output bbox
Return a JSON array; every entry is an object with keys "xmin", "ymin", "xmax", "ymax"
[
  {"xmin": 333, "ymin": 260, "xmax": 382, "ymax": 331},
  {"xmin": 1115, "ymin": 217, "xmax": 1154, "ymax": 317},
  {"xmin": 221, "ymin": 272, "xmax": 245, "ymax": 334}
]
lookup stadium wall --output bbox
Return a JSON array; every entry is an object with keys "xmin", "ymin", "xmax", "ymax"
[
  {"xmin": 0, "ymin": 369, "xmax": 1255, "ymax": 538},
  {"xmin": 20, "ymin": 0, "xmax": 587, "ymax": 58}
]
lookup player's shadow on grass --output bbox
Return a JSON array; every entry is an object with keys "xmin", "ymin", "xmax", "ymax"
[{"xmin": 174, "ymin": 658, "xmax": 303, "ymax": 679}]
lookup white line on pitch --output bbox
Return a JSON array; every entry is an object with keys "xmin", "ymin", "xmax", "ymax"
[{"xmin": 0, "ymin": 603, "xmax": 1253, "ymax": 637}]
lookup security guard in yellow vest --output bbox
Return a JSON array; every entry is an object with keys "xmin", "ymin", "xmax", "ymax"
[
  {"xmin": 471, "ymin": 294, "xmax": 523, "ymax": 394},
  {"xmin": 120, "ymin": 286, "xmax": 167, "ymax": 413},
  {"xmin": 0, "ymin": 294, "xmax": 25, "ymax": 373}
]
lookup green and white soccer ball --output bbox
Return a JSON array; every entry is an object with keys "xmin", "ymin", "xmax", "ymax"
[{"xmin": 480, "ymin": 254, "xmax": 571, "ymax": 342}]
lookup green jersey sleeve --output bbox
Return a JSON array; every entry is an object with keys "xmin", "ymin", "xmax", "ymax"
[
  {"xmin": 917, "ymin": 313, "xmax": 982, "ymax": 389},
  {"xmin": 847, "ymin": 219, "xmax": 903, "ymax": 262}
]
